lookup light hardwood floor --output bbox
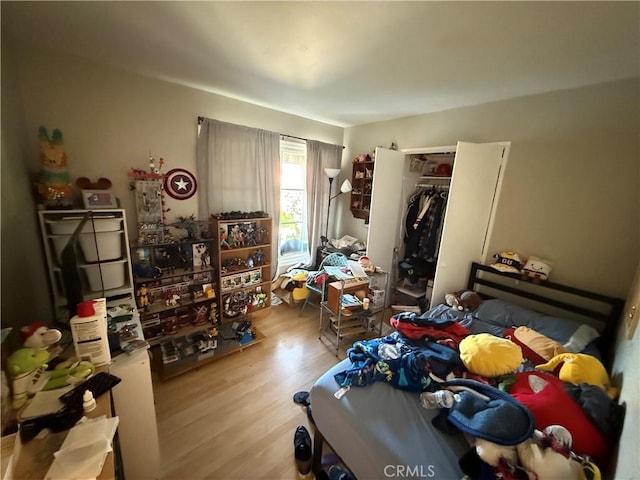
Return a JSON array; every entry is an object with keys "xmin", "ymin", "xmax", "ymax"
[{"xmin": 152, "ymin": 303, "xmax": 347, "ymax": 480}]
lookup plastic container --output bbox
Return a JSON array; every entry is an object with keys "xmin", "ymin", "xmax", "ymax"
[
  {"xmin": 80, "ymin": 259, "xmax": 127, "ymax": 291},
  {"xmin": 50, "ymin": 231, "xmax": 123, "ymax": 263},
  {"xmin": 70, "ymin": 299, "xmax": 111, "ymax": 366},
  {"xmin": 47, "ymin": 216, "xmax": 122, "ymax": 235},
  {"xmin": 78, "ymin": 231, "xmax": 123, "ymax": 262}
]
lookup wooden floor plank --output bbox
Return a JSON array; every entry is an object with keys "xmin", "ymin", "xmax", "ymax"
[{"xmin": 153, "ymin": 303, "xmax": 349, "ymax": 479}]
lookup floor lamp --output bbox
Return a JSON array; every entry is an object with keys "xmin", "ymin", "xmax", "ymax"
[{"xmin": 324, "ymin": 168, "xmax": 352, "ymax": 245}]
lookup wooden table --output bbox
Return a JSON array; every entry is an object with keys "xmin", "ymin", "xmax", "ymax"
[{"xmin": 0, "ymin": 386, "xmax": 115, "ymax": 480}]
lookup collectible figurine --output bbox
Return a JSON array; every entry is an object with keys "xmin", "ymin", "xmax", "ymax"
[
  {"xmin": 220, "ymin": 228, "xmax": 230, "ymax": 248},
  {"xmin": 137, "ymin": 284, "xmax": 149, "ymax": 310}
]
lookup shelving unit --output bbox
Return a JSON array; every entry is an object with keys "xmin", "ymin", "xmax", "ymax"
[
  {"xmin": 38, "ymin": 209, "xmax": 136, "ymax": 323},
  {"xmin": 129, "ymin": 239, "xmax": 219, "ymax": 347},
  {"xmin": 319, "ymin": 270, "xmax": 389, "ymax": 355},
  {"xmin": 130, "ymin": 215, "xmax": 272, "ymax": 380},
  {"xmin": 350, "ymin": 159, "xmax": 375, "ymax": 219},
  {"xmin": 210, "ymin": 215, "xmax": 273, "ymax": 319}
]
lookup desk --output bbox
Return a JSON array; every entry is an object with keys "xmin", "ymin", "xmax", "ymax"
[{"xmin": 1, "ymin": 385, "xmax": 115, "ymax": 480}]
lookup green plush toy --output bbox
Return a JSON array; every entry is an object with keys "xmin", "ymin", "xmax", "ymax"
[
  {"xmin": 6, "ymin": 348, "xmax": 50, "ymax": 408},
  {"xmin": 5, "ymin": 349, "xmax": 94, "ymax": 409},
  {"xmin": 42, "ymin": 360, "xmax": 94, "ymax": 391}
]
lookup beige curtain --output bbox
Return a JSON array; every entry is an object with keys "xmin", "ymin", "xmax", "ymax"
[
  {"xmin": 196, "ymin": 118, "xmax": 281, "ymax": 277},
  {"xmin": 306, "ymin": 140, "xmax": 343, "ymax": 262}
]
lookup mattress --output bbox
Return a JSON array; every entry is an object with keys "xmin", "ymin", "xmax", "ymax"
[{"xmin": 311, "ymin": 358, "xmax": 470, "ymax": 479}]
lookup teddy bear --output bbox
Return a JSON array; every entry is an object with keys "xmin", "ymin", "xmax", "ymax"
[{"xmin": 445, "ymin": 289, "xmax": 483, "ymax": 312}]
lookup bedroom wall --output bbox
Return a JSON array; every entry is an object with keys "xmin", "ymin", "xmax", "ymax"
[
  {"xmin": 6, "ymin": 40, "xmax": 344, "ymax": 237},
  {"xmin": 0, "ymin": 40, "xmax": 53, "ymax": 345},
  {"xmin": 1, "ymin": 39, "xmax": 343, "ymax": 329},
  {"xmin": 340, "ymin": 78, "xmax": 639, "ymax": 300}
]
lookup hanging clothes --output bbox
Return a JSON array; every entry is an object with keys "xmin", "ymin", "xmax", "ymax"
[{"xmin": 403, "ymin": 187, "xmax": 448, "ymax": 262}]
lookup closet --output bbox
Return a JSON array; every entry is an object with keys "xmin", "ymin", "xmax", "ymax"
[{"xmin": 365, "ymin": 142, "xmax": 510, "ymax": 308}]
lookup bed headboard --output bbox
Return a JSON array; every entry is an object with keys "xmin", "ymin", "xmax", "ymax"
[{"xmin": 466, "ymin": 262, "xmax": 624, "ymax": 366}]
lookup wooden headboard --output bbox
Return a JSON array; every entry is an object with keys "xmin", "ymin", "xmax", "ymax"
[{"xmin": 466, "ymin": 262, "xmax": 624, "ymax": 366}]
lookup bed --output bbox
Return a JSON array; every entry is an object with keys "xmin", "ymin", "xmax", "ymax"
[{"xmin": 310, "ymin": 262, "xmax": 624, "ymax": 479}]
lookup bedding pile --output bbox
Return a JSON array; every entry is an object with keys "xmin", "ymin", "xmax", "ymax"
[{"xmin": 333, "ymin": 298, "xmax": 625, "ymax": 480}]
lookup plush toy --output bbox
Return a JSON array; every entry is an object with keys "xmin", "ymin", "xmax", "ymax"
[
  {"xmin": 5, "ymin": 348, "xmax": 50, "ymax": 408},
  {"xmin": 475, "ymin": 426, "xmax": 598, "ymax": 480},
  {"xmin": 36, "ymin": 126, "xmax": 74, "ymax": 208},
  {"xmin": 536, "ymin": 353, "xmax": 619, "ymax": 399},
  {"xmin": 41, "ymin": 359, "xmax": 94, "ymax": 391},
  {"xmin": 490, "ymin": 250, "xmax": 524, "ymax": 274},
  {"xmin": 445, "ymin": 290, "xmax": 483, "ymax": 312},
  {"xmin": 521, "ymin": 256, "xmax": 553, "ymax": 281},
  {"xmin": 20, "ymin": 322, "xmax": 62, "ymax": 349}
]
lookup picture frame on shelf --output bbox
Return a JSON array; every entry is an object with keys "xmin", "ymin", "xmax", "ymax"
[{"xmin": 81, "ymin": 189, "xmax": 118, "ymax": 209}]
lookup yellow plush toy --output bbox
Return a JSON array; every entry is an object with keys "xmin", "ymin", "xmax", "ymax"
[
  {"xmin": 459, "ymin": 333, "xmax": 523, "ymax": 377},
  {"xmin": 536, "ymin": 353, "xmax": 618, "ymax": 399}
]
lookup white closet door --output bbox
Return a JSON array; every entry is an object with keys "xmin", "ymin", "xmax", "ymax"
[
  {"xmin": 366, "ymin": 147, "xmax": 406, "ymax": 278},
  {"xmin": 431, "ymin": 142, "xmax": 507, "ymax": 305}
]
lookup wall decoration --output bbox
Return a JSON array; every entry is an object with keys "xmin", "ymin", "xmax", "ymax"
[
  {"xmin": 164, "ymin": 168, "xmax": 197, "ymax": 200},
  {"xmin": 81, "ymin": 189, "xmax": 118, "ymax": 209},
  {"xmin": 37, "ymin": 126, "xmax": 74, "ymax": 209}
]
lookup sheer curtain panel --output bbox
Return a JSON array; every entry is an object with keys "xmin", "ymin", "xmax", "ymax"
[
  {"xmin": 196, "ymin": 118, "xmax": 281, "ymax": 277},
  {"xmin": 306, "ymin": 140, "xmax": 343, "ymax": 256}
]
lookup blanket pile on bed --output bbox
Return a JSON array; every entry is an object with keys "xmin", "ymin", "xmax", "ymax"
[{"xmin": 333, "ymin": 299, "xmax": 625, "ymax": 479}]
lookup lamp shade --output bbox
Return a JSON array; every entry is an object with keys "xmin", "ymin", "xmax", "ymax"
[
  {"xmin": 340, "ymin": 179, "xmax": 352, "ymax": 193},
  {"xmin": 324, "ymin": 168, "xmax": 341, "ymax": 179}
]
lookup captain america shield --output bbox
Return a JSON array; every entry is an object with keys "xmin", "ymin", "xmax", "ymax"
[{"xmin": 164, "ymin": 168, "xmax": 197, "ymax": 200}]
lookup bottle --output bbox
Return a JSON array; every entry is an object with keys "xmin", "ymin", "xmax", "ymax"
[
  {"xmin": 83, "ymin": 389, "xmax": 96, "ymax": 412},
  {"xmin": 69, "ymin": 299, "xmax": 111, "ymax": 366}
]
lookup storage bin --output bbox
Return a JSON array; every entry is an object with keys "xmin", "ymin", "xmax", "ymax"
[
  {"xmin": 51, "ymin": 231, "xmax": 123, "ymax": 263},
  {"xmin": 47, "ymin": 216, "xmax": 122, "ymax": 235},
  {"xmin": 79, "ymin": 231, "xmax": 123, "ymax": 262},
  {"xmin": 80, "ymin": 259, "xmax": 127, "ymax": 291}
]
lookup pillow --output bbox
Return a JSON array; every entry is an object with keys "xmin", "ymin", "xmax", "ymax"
[
  {"xmin": 474, "ymin": 299, "xmax": 601, "ymax": 349},
  {"xmin": 509, "ymin": 371, "xmax": 608, "ymax": 464},
  {"xmin": 504, "ymin": 326, "xmax": 567, "ymax": 364},
  {"xmin": 459, "ymin": 333, "xmax": 523, "ymax": 377}
]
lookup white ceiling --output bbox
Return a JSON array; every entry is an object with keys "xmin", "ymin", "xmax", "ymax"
[{"xmin": 2, "ymin": 1, "xmax": 639, "ymax": 127}]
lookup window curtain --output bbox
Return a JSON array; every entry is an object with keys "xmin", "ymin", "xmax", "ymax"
[
  {"xmin": 306, "ymin": 140, "xmax": 343, "ymax": 257},
  {"xmin": 196, "ymin": 118, "xmax": 281, "ymax": 278}
]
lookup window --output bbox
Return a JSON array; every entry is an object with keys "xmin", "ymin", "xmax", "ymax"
[{"xmin": 279, "ymin": 138, "xmax": 309, "ymax": 270}]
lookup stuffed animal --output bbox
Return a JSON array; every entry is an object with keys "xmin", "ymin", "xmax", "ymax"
[
  {"xmin": 445, "ymin": 290, "xmax": 483, "ymax": 312},
  {"xmin": 37, "ymin": 126, "xmax": 74, "ymax": 208},
  {"xmin": 5, "ymin": 348, "xmax": 50, "ymax": 408},
  {"xmin": 475, "ymin": 426, "xmax": 598, "ymax": 480},
  {"xmin": 521, "ymin": 256, "xmax": 553, "ymax": 281},
  {"xmin": 20, "ymin": 322, "xmax": 62, "ymax": 350},
  {"xmin": 41, "ymin": 360, "xmax": 94, "ymax": 391},
  {"xmin": 536, "ymin": 353, "xmax": 619, "ymax": 399},
  {"xmin": 490, "ymin": 250, "xmax": 524, "ymax": 274}
]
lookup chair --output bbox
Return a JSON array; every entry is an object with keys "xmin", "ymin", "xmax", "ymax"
[{"xmin": 299, "ymin": 252, "xmax": 349, "ymax": 316}]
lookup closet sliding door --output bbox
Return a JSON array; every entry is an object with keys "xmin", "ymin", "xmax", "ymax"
[{"xmin": 430, "ymin": 141, "xmax": 508, "ymax": 305}]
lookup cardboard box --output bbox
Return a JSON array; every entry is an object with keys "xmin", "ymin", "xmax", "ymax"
[{"xmin": 326, "ymin": 279, "xmax": 369, "ymax": 314}]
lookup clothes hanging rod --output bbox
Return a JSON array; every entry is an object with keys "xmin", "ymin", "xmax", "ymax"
[
  {"xmin": 197, "ymin": 116, "xmax": 344, "ymax": 149},
  {"xmin": 416, "ymin": 183, "xmax": 450, "ymax": 189}
]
